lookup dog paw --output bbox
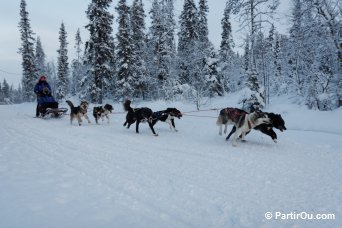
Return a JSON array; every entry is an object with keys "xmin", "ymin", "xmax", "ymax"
[
  {"xmin": 154, "ymin": 134, "xmax": 159, "ymax": 136},
  {"xmin": 273, "ymin": 139, "xmax": 278, "ymax": 143}
]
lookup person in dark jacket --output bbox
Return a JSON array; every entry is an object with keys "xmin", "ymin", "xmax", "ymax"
[{"xmin": 34, "ymin": 75, "xmax": 57, "ymax": 117}]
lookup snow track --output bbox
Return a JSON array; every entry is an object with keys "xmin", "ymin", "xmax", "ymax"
[{"xmin": 0, "ymin": 102, "xmax": 341, "ymax": 228}]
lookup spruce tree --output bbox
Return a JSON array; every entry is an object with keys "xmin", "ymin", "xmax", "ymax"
[
  {"xmin": 18, "ymin": 0, "xmax": 37, "ymax": 102},
  {"xmin": 146, "ymin": 0, "xmax": 162, "ymax": 98},
  {"xmin": 198, "ymin": 0, "xmax": 222, "ymax": 97},
  {"xmin": 71, "ymin": 29, "xmax": 85, "ymax": 97},
  {"xmin": 220, "ymin": 2, "xmax": 234, "ymax": 61},
  {"xmin": 0, "ymin": 82, "xmax": 3, "ymax": 102},
  {"xmin": 35, "ymin": 37, "xmax": 47, "ymax": 78},
  {"xmin": 147, "ymin": 0, "xmax": 177, "ymax": 99},
  {"xmin": 198, "ymin": 0, "xmax": 209, "ymax": 44},
  {"xmin": 56, "ymin": 22, "xmax": 69, "ymax": 101},
  {"xmin": 130, "ymin": 0, "xmax": 147, "ymax": 99},
  {"xmin": 240, "ymin": 70, "xmax": 265, "ymax": 112},
  {"xmin": 116, "ymin": 0, "xmax": 134, "ymax": 99},
  {"xmin": 219, "ymin": 1, "xmax": 235, "ymax": 93},
  {"xmin": 177, "ymin": 0, "xmax": 199, "ymax": 85},
  {"xmin": 2, "ymin": 79, "xmax": 10, "ymax": 99},
  {"xmin": 85, "ymin": 0, "xmax": 115, "ymax": 103},
  {"xmin": 161, "ymin": 0, "xmax": 178, "ymax": 100}
]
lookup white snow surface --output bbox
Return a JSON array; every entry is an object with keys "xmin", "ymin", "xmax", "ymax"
[{"xmin": 1, "ymin": 93, "xmax": 341, "ymax": 228}]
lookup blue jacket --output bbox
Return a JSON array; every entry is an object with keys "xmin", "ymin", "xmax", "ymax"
[{"xmin": 34, "ymin": 82, "xmax": 56, "ymax": 105}]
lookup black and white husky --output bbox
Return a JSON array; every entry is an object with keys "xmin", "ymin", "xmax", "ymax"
[
  {"xmin": 151, "ymin": 108, "xmax": 183, "ymax": 132},
  {"xmin": 93, "ymin": 104, "xmax": 113, "ymax": 124},
  {"xmin": 216, "ymin": 108, "xmax": 270, "ymax": 146}
]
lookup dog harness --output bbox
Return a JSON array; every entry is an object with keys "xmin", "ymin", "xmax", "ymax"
[{"xmin": 225, "ymin": 108, "xmax": 247, "ymax": 122}]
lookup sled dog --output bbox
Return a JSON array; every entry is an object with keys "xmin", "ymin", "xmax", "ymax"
[
  {"xmin": 93, "ymin": 104, "xmax": 113, "ymax": 124},
  {"xmin": 216, "ymin": 108, "xmax": 270, "ymax": 146},
  {"xmin": 226, "ymin": 112, "xmax": 287, "ymax": 142},
  {"xmin": 123, "ymin": 100, "xmax": 158, "ymax": 136},
  {"xmin": 151, "ymin": 108, "xmax": 183, "ymax": 132},
  {"xmin": 66, "ymin": 100, "xmax": 91, "ymax": 126}
]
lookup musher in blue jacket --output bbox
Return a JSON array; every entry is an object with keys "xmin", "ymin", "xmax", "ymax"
[{"xmin": 34, "ymin": 75, "xmax": 56, "ymax": 117}]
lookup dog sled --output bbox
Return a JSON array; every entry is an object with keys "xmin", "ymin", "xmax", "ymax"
[{"xmin": 37, "ymin": 96, "xmax": 68, "ymax": 118}]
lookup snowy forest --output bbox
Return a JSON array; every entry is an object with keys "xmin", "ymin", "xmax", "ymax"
[{"xmin": 1, "ymin": 0, "xmax": 341, "ymax": 111}]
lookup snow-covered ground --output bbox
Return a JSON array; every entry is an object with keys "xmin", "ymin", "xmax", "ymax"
[{"xmin": 0, "ymin": 93, "xmax": 341, "ymax": 228}]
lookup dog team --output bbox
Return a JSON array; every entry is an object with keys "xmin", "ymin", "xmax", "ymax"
[{"xmin": 66, "ymin": 99, "xmax": 286, "ymax": 146}]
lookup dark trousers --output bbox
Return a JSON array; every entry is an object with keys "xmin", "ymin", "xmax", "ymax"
[{"xmin": 36, "ymin": 104, "xmax": 40, "ymax": 117}]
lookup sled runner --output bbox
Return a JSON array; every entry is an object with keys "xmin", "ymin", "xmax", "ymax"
[{"xmin": 43, "ymin": 107, "xmax": 68, "ymax": 118}]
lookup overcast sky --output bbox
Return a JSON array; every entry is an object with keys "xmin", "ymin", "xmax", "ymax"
[{"xmin": 0, "ymin": 0, "xmax": 290, "ymax": 86}]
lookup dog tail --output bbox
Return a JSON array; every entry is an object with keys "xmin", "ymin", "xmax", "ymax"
[
  {"xmin": 123, "ymin": 99, "xmax": 133, "ymax": 112},
  {"xmin": 66, "ymin": 100, "xmax": 74, "ymax": 109}
]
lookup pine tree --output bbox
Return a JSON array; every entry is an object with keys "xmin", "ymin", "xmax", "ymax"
[
  {"xmin": 2, "ymin": 79, "xmax": 10, "ymax": 99},
  {"xmin": 240, "ymin": 70, "xmax": 265, "ymax": 112},
  {"xmin": 0, "ymin": 82, "xmax": 3, "ymax": 103},
  {"xmin": 71, "ymin": 28, "xmax": 84, "ymax": 96},
  {"xmin": 130, "ymin": 0, "xmax": 147, "ymax": 99},
  {"xmin": 56, "ymin": 22, "xmax": 69, "ymax": 101},
  {"xmin": 220, "ymin": 2, "xmax": 234, "ymax": 62},
  {"xmin": 18, "ymin": 0, "xmax": 37, "ymax": 102},
  {"xmin": 85, "ymin": 0, "xmax": 115, "ymax": 103},
  {"xmin": 161, "ymin": 0, "xmax": 178, "ymax": 100},
  {"xmin": 177, "ymin": 0, "xmax": 199, "ymax": 85},
  {"xmin": 146, "ymin": 0, "xmax": 162, "ymax": 98},
  {"xmin": 145, "ymin": 0, "xmax": 178, "ymax": 100},
  {"xmin": 35, "ymin": 36, "xmax": 47, "ymax": 78},
  {"xmin": 219, "ymin": 1, "xmax": 235, "ymax": 93},
  {"xmin": 46, "ymin": 61, "xmax": 57, "ymax": 96},
  {"xmin": 272, "ymin": 32, "xmax": 284, "ymax": 94},
  {"xmin": 197, "ymin": 0, "xmax": 222, "ymax": 97},
  {"xmin": 198, "ymin": 0, "xmax": 209, "ymax": 44},
  {"xmin": 288, "ymin": 0, "xmax": 305, "ymax": 94},
  {"xmin": 116, "ymin": 0, "xmax": 134, "ymax": 99}
]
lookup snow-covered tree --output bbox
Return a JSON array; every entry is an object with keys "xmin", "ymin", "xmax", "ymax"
[
  {"xmin": 85, "ymin": 0, "xmax": 115, "ymax": 103},
  {"xmin": 2, "ymin": 79, "xmax": 10, "ymax": 99},
  {"xmin": 18, "ymin": 0, "xmax": 37, "ymax": 102},
  {"xmin": 116, "ymin": 0, "xmax": 134, "ymax": 100},
  {"xmin": 56, "ymin": 22, "xmax": 69, "ymax": 101},
  {"xmin": 35, "ymin": 37, "xmax": 47, "ymax": 78},
  {"xmin": 0, "ymin": 82, "xmax": 3, "ymax": 102},
  {"xmin": 220, "ymin": 2, "xmax": 235, "ymax": 62},
  {"xmin": 130, "ymin": 0, "xmax": 147, "ymax": 99},
  {"xmin": 177, "ymin": 0, "xmax": 199, "ymax": 85},
  {"xmin": 229, "ymin": 0, "xmax": 279, "ymax": 109},
  {"xmin": 146, "ymin": 0, "xmax": 178, "ymax": 99},
  {"xmin": 46, "ymin": 61, "xmax": 57, "ymax": 97},
  {"xmin": 71, "ymin": 29, "xmax": 85, "ymax": 96},
  {"xmin": 243, "ymin": 35, "xmax": 250, "ymax": 72},
  {"xmin": 161, "ymin": 0, "xmax": 178, "ymax": 100},
  {"xmin": 198, "ymin": 0, "xmax": 209, "ymax": 44},
  {"xmin": 218, "ymin": 1, "xmax": 235, "ymax": 94},
  {"xmin": 240, "ymin": 70, "xmax": 265, "ymax": 112}
]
